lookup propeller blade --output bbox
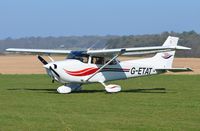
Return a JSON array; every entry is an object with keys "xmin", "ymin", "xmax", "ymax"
[
  {"xmin": 49, "ymin": 66, "xmax": 60, "ymax": 78},
  {"xmin": 38, "ymin": 55, "xmax": 48, "ymax": 65}
]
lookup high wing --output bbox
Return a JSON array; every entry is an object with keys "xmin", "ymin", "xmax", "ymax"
[
  {"xmin": 6, "ymin": 48, "xmax": 71, "ymax": 54},
  {"xmin": 87, "ymin": 45, "xmax": 191, "ymax": 56},
  {"xmin": 6, "ymin": 45, "xmax": 190, "ymax": 55},
  {"xmin": 6, "ymin": 36, "xmax": 191, "ymax": 56}
]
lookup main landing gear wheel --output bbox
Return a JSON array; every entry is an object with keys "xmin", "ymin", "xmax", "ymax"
[
  {"xmin": 100, "ymin": 82, "xmax": 121, "ymax": 93},
  {"xmin": 105, "ymin": 84, "xmax": 121, "ymax": 93}
]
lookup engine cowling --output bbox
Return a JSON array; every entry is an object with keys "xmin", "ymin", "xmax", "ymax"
[{"xmin": 105, "ymin": 84, "xmax": 121, "ymax": 93}]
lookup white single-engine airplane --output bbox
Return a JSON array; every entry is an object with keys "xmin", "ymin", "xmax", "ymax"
[{"xmin": 6, "ymin": 36, "xmax": 192, "ymax": 94}]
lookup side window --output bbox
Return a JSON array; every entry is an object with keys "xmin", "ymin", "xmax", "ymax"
[
  {"xmin": 91, "ymin": 56, "xmax": 104, "ymax": 65},
  {"xmin": 109, "ymin": 60, "xmax": 117, "ymax": 65},
  {"xmin": 105, "ymin": 59, "xmax": 118, "ymax": 65}
]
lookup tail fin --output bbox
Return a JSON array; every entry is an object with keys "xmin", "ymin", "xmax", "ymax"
[{"xmin": 152, "ymin": 36, "xmax": 179, "ymax": 69}]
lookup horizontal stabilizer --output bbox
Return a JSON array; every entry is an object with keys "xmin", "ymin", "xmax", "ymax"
[{"xmin": 156, "ymin": 68, "xmax": 193, "ymax": 72}]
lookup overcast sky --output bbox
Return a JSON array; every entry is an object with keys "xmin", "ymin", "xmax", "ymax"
[{"xmin": 0, "ymin": 0, "xmax": 199, "ymax": 39}]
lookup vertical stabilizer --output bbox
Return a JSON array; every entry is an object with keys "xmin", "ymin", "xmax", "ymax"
[{"xmin": 152, "ymin": 36, "xmax": 179, "ymax": 69}]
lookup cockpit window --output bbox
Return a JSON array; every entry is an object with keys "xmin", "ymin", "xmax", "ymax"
[
  {"xmin": 67, "ymin": 51, "xmax": 89, "ymax": 63},
  {"xmin": 91, "ymin": 56, "xmax": 118, "ymax": 65},
  {"xmin": 91, "ymin": 56, "xmax": 104, "ymax": 65}
]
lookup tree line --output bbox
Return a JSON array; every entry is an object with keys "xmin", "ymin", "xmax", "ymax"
[
  {"xmin": 105, "ymin": 31, "xmax": 200, "ymax": 57},
  {"xmin": 0, "ymin": 31, "xmax": 199, "ymax": 57}
]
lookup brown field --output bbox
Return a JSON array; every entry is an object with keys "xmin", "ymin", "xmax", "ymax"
[{"xmin": 0, "ymin": 55, "xmax": 199, "ymax": 74}]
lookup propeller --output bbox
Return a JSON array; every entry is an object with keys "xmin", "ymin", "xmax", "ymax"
[
  {"xmin": 38, "ymin": 55, "xmax": 48, "ymax": 65},
  {"xmin": 49, "ymin": 66, "xmax": 60, "ymax": 78},
  {"xmin": 37, "ymin": 55, "xmax": 60, "ymax": 81}
]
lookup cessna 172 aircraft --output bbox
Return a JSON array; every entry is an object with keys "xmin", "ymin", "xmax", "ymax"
[{"xmin": 6, "ymin": 36, "xmax": 192, "ymax": 94}]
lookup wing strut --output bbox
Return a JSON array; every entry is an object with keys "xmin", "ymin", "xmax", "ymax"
[{"xmin": 85, "ymin": 49, "xmax": 125, "ymax": 82}]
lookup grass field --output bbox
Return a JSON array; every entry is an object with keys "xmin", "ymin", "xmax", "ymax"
[{"xmin": 0, "ymin": 75, "xmax": 200, "ymax": 131}]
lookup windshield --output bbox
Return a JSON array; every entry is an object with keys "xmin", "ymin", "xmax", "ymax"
[{"xmin": 67, "ymin": 51, "xmax": 89, "ymax": 63}]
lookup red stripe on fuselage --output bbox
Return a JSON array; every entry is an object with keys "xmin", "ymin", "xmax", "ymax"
[
  {"xmin": 64, "ymin": 68, "xmax": 130, "ymax": 76},
  {"xmin": 64, "ymin": 68, "xmax": 98, "ymax": 76},
  {"xmin": 64, "ymin": 67, "xmax": 96, "ymax": 73}
]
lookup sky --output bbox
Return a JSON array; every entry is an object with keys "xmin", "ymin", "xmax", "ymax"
[{"xmin": 0, "ymin": 0, "xmax": 200, "ymax": 39}]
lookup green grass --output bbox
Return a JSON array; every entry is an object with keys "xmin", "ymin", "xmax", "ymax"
[{"xmin": 0, "ymin": 75, "xmax": 200, "ymax": 131}]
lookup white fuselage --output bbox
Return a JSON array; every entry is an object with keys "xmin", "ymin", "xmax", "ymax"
[
  {"xmin": 6, "ymin": 36, "xmax": 191, "ymax": 93},
  {"xmin": 45, "ymin": 59, "xmax": 159, "ymax": 84}
]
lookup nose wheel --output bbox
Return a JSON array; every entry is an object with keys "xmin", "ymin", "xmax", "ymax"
[
  {"xmin": 57, "ymin": 84, "xmax": 82, "ymax": 94},
  {"xmin": 57, "ymin": 85, "xmax": 72, "ymax": 94}
]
